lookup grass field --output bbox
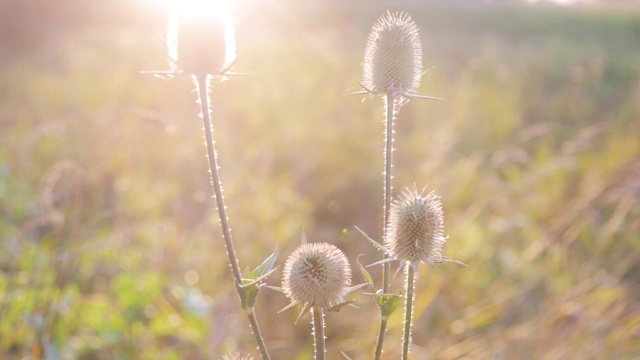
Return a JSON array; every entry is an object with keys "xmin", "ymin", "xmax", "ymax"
[{"xmin": 1, "ymin": 0, "xmax": 639, "ymax": 359}]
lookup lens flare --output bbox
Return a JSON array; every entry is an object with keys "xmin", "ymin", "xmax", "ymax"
[
  {"xmin": 170, "ymin": 0, "xmax": 230, "ymax": 17},
  {"xmin": 165, "ymin": 0, "xmax": 236, "ymax": 75}
]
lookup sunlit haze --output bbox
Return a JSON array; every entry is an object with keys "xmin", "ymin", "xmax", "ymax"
[
  {"xmin": 2, "ymin": 0, "xmax": 640, "ymax": 359},
  {"xmin": 162, "ymin": 0, "xmax": 237, "ymax": 73},
  {"xmin": 144, "ymin": 0, "xmax": 232, "ymax": 15}
]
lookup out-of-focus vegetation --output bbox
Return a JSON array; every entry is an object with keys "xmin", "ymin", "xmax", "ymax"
[{"xmin": 1, "ymin": 0, "xmax": 639, "ymax": 359}]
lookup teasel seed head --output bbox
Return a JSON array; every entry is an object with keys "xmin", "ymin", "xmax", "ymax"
[
  {"xmin": 167, "ymin": 0, "xmax": 237, "ymax": 77},
  {"xmin": 385, "ymin": 186, "xmax": 451, "ymax": 270},
  {"xmin": 282, "ymin": 242, "xmax": 352, "ymax": 310},
  {"xmin": 363, "ymin": 11, "xmax": 422, "ymax": 100},
  {"xmin": 221, "ymin": 353, "xmax": 254, "ymax": 360}
]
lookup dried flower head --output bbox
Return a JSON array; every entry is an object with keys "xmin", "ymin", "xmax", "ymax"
[
  {"xmin": 282, "ymin": 242, "xmax": 352, "ymax": 310},
  {"xmin": 363, "ymin": 11, "xmax": 422, "ymax": 100},
  {"xmin": 385, "ymin": 186, "xmax": 461, "ymax": 270},
  {"xmin": 221, "ymin": 353, "xmax": 254, "ymax": 360},
  {"xmin": 167, "ymin": 0, "xmax": 236, "ymax": 76}
]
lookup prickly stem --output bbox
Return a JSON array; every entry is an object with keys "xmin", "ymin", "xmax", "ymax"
[
  {"xmin": 196, "ymin": 75, "xmax": 271, "ymax": 360},
  {"xmin": 312, "ymin": 306, "xmax": 326, "ymax": 360},
  {"xmin": 374, "ymin": 93, "xmax": 396, "ymax": 360},
  {"xmin": 402, "ymin": 264, "xmax": 416, "ymax": 360}
]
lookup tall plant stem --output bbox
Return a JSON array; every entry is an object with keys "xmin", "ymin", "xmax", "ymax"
[
  {"xmin": 312, "ymin": 307, "xmax": 326, "ymax": 360},
  {"xmin": 374, "ymin": 94, "xmax": 396, "ymax": 360},
  {"xmin": 402, "ymin": 265, "xmax": 416, "ymax": 360},
  {"xmin": 383, "ymin": 95, "xmax": 394, "ymax": 294},
  {"xmin": 196, "ymin": 75, "xmax": 271, "ymax": 360},
  {"xmin": 374, "ymin": 316, "xmax": 388, "ymax": 360}
]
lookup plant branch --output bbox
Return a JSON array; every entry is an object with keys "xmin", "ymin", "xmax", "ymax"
[
  {"xmin": 373, "ymin": 94, "xmax": 396, "ymax": 360},
  {"xmin": 374, "ymin": 317, "xmax": 388, "ymax": 360},
  {"xmin": 196, "ymin": 74, "xmax": 271, "ymax": 360}
]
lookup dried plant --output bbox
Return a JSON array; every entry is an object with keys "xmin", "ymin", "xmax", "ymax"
[
  {"xmin": 161, "ymin": 2, "xmax": 273, "ymax": 359},
  {"xmin": 351, "ymin": 11, "xmax": 445, "ymax": 360},
  {"xmin": 271, "ymin": 232, "xmax": 362, "ymax": 360},
  {"xmin": 282, "ymin": 241, "xmax": 352, "ymax": 311},
  {"xmin": 154, "ymin": 5, "xmax": 461, "ymax": 359},
  {"xmin": 385, "ymin": 187, "xmax": 464, "ymax": 359},
  {"xmin": 363, "ymin": 11, "xmax": 423, "ymax": 105}
]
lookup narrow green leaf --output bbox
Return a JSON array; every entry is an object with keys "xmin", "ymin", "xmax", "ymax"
[
  {"xmin": 356, "ymin": 255, "xmax": 377, "ymax": 293},
  {"xmin": 249, "ymin": 250, "xmax": 279, "ymax": 279},
  {"xmin": 345, "ymin": 283, "xmax": 368, "ymax": 295},
  {"xmin": 241, "ymin": 268, "xmax": 277, "ymax": 287}
]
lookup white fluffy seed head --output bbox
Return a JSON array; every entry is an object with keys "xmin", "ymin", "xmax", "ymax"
[
  {"xmin": 167, "ymin": 0, "xmax": 237, "ymax": 76},
  {"xmin": 282, "ymin": 242, "xmax": 352, "ymax": 310},
  {"xmin": 363, "ymin": 11, "xmax": 422, "ymax": 98},
  {"xmin": 385, "ymin": 187, "xmax": 446, "ymax": 266}
]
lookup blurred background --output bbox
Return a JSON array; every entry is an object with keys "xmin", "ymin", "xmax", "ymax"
[{"xmin": 1, "ymin": 0, "xmax": 639, "ymax": 359}]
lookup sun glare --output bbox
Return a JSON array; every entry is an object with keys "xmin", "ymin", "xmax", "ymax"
[
  {"xmin": 144, "ymin": 0, "xmax": 232, "ymax": 15},
  {"xmin": 169, "ymin": 0, "xmax": 231, "ymax": 18},
  {"xmin": 156, "ymin": 0, "xmax": 237, "ymax": 74}
]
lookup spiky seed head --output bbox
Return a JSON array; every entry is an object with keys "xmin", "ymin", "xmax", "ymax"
[
  {"xmin": 385, "ymin": 187, "xmax": 447, "ymax": 267},
  {"xmin": 282, "ymin": 242, "xmax": 352, "ymax": 310},
  {"xmin": 363, "ymin": 11, "xmax": 422, "ymax": 99},
  {"xmin": 167, "ymin": 0, "xmax": 237, "ymax": 76},
  {"xmin": 221, "ymin": 353, "xmax": 254, "ymax": 360}
]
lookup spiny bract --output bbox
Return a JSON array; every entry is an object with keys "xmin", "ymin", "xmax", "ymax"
[{"xmin": 282, "ymin": 243, "xmax": 351, "ymax": 310}]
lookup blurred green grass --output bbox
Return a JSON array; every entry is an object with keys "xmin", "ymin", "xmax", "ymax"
[{"xmin": 1, "ymin": 0, "xmax": 639, "ymax": 359}]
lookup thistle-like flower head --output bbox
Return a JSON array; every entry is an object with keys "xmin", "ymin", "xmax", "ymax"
[
  {"xmin": 166, "ymin": 0, "xmax": 236, "ymax": 77},
  {"xmin": 282, "ymin": 240, "xmax": 352, "ymax": 310},
  {"xmin": 221, "ymin": 353, "xmax": 254, "ymax": 360},
  {"xmin": 384, "ymin": 186, "xmax": 462, "ymax": 271},
  {"xmin": 363, "ymin": 11, "xmax": 422, "ymax": 101}
]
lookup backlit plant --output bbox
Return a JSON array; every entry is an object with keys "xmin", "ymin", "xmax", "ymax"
[{"xmin": 156, "ymin": 5, "xmax": 463, "ymax": 360}]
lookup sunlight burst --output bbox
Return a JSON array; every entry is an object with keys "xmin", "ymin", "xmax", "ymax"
[
  {"xmin": 161, "ymin": 0, "xmax": 236, "ymax": 75},
  {"xmin": 168, "ymin": 0, "xmax": 231, "ymax": 18}
]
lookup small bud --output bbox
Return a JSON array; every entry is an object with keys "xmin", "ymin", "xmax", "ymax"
[
  {"xmin": 363, "ymin": 12, "xmax": 422, "ymax": 99},
  {"xmin": 167, "ymin": 0, "xmax": 236, "ymax": 76},
  {"xmin": 282, "ymin": 242, "xmax": 352, "ymax": 310},
  {"xmin": 385, "ymin": 187, "xmax": 447, "ymax": 267}
]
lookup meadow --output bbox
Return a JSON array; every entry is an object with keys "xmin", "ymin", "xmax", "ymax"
[{"xmin": 1, "ymin": 0, "xmax": 639, "ymax": 359}]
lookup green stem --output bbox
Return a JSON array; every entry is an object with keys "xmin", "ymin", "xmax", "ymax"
[
  {"xmin": 374, "ymin": 94, "xmax": 396, "ymax": 360},
  {"xmin": 402, "ymin": 265, "xmax": 416, "ymax": 360},
  {"xmin": 312, "ymin": 307, "xmax": 326, "ymax": 360},
  {"xmin": 374, "ymin": 318, "xmax": 388, "ymax": 360},
  {"xmin": 196, "ymin": 75, "xmax": 271, "ymax": 360},
  {"xmin": 246, "ymin": 306, "xmax": 271, "ymax": 360}
]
